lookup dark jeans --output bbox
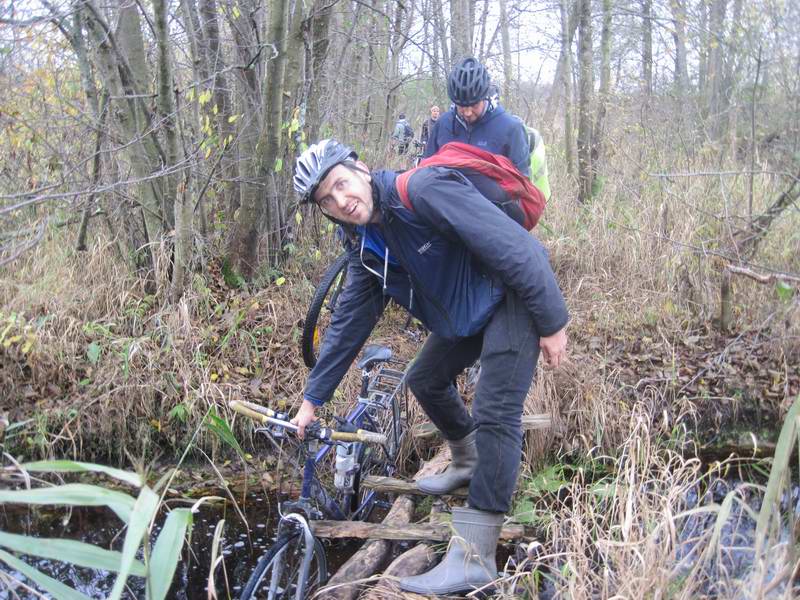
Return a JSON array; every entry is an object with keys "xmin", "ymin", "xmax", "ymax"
[{"xmin": 406, "ymin": 291, "xmax": 540, "ymax": 513}]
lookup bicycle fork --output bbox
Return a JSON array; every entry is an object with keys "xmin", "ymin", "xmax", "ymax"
[{"xmin": 271, "ymin": 512, "xmax": 316, "ymax": 600}]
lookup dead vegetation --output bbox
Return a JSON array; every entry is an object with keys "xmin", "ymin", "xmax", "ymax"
[{"xmin": 1, "ymin": 113, "xmax": 799, "ymax": 598}]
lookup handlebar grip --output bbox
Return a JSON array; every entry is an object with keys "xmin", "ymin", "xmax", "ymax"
[
  {"xmin": 236, "ymin": 400, "xmax": 277, "ymax": 419},
  {"xmin": 229, "ymin": 400, "xmax": 269, "ymax": 424},
  {"xmin": 357, "ymin": 429, "xmax": 388, "ymax": 445},
  {"xmin": 330, "ymin": 429, "xmax": 388, "ymax": 445}
]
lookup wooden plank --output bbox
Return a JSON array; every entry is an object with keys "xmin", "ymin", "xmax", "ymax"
[
  {"xmin": 411, "ymin": 414, "xmax": 552, "ymax": 439},
  {"xmin": 310, "ymin": 519, "xmax": 526, "ymax": 542},
  {"xmin": 360, "ymin": 475, "xmax": 468, "ymax": 497}
]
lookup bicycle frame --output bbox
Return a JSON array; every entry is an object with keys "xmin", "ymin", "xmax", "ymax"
[
  {"xmin": 240, "ymin": 347, "xmax": 406, "ymax": 599},
  {"xmin": 255, "ymin": 360, "xmax": 405, "ymax": 523}
]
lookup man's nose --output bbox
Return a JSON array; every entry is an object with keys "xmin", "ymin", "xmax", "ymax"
[{"xmin": 332, "ymin": 190, "xmax": 348, "ymax": 208}]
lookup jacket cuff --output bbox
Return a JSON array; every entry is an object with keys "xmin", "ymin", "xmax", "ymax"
[
  {"xmin": 537, "ymin": 314, "xmax": 569, "ymax": 338},
  {"xmin": 304, "ymin": 393, "xmax": 327, "ymax": 407}
]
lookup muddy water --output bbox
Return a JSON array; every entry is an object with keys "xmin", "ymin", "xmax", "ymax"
[
  {"xmin": 5, "ymin": 477, "xmax": 795, "ymax": 598},
  {"xmin": 0, "ymin": 492, "xmax": 360, "ymax": 599}
]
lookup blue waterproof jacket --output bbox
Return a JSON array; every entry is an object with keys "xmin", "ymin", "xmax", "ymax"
[
  {"xmin": 303, "ymin": 167, "xmax": 569, "ymax": 407},
  {"xmin": 424, "ymin": 104, "xmax": 531, "ymax": 177}
]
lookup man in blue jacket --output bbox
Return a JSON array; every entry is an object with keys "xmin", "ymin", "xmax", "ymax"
[
  {"xmin": 425, "ymin": 57, "xmax": 531, "ymax": 177},
  {"xmin": 291, "ymin": 139, "xmax": 569, "ymax": 595}
]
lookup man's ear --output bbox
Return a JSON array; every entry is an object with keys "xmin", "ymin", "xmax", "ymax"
[{"xmin": 355, "ymin": 160, "xmax": 371, "ymax": 181}]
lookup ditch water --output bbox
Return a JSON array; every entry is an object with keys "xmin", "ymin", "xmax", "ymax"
[
  {"xmin": 2, "ymin": 478, "xmax": 799, "ymax": 598},
  {"xmin": 0, "ymin": 490, "xmax": 360, "ymax": 599}
]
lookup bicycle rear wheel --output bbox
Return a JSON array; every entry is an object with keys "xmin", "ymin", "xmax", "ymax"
[
  {"xmin": 240, "ymin": 531, "xmax": 328, "ymax": 600},
  {"xmin": 352, "ymin": 368, "xmax": 408, "ymax": 518},
  {"xmin": 301, "ymin": 253, "xmax": 349, "ymax": 368}
]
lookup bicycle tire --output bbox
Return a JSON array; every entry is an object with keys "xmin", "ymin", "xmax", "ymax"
[
  {"xmin": 240, "ymin": 530, "xmax": 328, "ymax": 600},
  {"xmin": 301, "ymin": 253, "xmax": 349, "ymax": 368}
]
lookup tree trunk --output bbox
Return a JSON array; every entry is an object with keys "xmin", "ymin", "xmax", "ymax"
[
  {"xmin": 670, "ymin": 0, "xmax": 689, "ymax": 96},
  {"xmin": 382, "ymin": 1, "xmax": 407, "ymax": 144},
  {"xmin": 228, "ymin": 0, "xmax": 291, "ymax": 277},
  {"xmin": 153, "ymin": 0, "xmax": 190, "ymax": 301},
  {"xmin": 561, "ymin": 0, "xmax": 576, "ymax": 177},
  {"xmin": 641, "ymin": 0, "xmax": 653, "ymax": 96},
  {"xmin": 697, "ymin": 0, "xmax": 708, "ymax": 92},
  {"xmin": 199, "ymin": 0, "xmax": 239, "ymax": 217},
  {"xmin": 432, "ymin": 0, "xmax": 451, "ymax": 74},
  {"xmin": 83, "ymin": 2, "xmax": 159, "ymax": 275},
  {"xmin": 706, "ymin": 0, "xmax": 728, "ymax": 140},
  {"xmin": 450, "ymin": 0, "xmax": 473, "ymax": 62},
  {"xmin": 544, "ymin": 0, "xmax": 578, "ymax": 130},
  {"xmin": 499, "ymin": 0, "xmax": 514, "ymax": 107},
  {"xmin": 116, "ymin": 1, "xmax": 171, "ymax": 231},
  {"xmin": 304, "ymin": 1, "xmax": 333, "ymax": 142},
  {"xmin": 576, "ymin": 0, "xmax": 593, "ymax": 203},
  {"xmin": 76, "ymin": 93, "xmax": 109, "ymax": 253},
  {"xmin": 589, "ymin": 0, "xmax": 611, "ymax": 195}
]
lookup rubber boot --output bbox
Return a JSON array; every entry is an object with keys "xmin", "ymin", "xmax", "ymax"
[
  {"xmin": 417, "ymin": 429, "xmax": 477, "ymax": 495},
  {"xmin": 398, "ymin": 506, "xmax": 503, "ymax": 595}
]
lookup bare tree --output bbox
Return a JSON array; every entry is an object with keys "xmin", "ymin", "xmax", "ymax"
[
  {"xmin": 499, "ymin": 0, "xmax": 514, "ymax": 106},
  {"xmin": 576, "ymin": 0, "xmax": 593, "ymax": 203},
  {"xmin": 450, "ymin": 0, "xmax": 474, "ymax": 61},
  {"xmin": 559, "ymin": 0, "xmax": 576, "ymax": 177},
  {"xmin": 641, "ymin": 0, "xmax": 653, "ymax": 96},
  {"xmin": 670, "ymin": 0, "xmax": 690, "ymax": 96}
]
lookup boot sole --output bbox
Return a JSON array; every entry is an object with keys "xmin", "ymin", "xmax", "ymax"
[{"xmin": 398, "ymin": 578, "xmax": 497, "ymax": 595}]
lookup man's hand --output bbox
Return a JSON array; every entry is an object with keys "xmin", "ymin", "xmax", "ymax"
[
  {"xmin": 290, "ymin": 399, "xmax": 318, "ymax": 439},
  {"xmin": 540, "ymin": 327, "xmax": 568, "ymax": 369}
]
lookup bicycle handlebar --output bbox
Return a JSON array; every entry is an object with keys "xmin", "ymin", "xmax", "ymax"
[{"xmin": 229, "ymin": 400, "xmax": 388, "ymax": 446}]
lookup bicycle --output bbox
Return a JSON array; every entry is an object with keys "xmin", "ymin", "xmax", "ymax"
[
  {"xmin": 411, "ymin": 140, "xmax": 425, "ymax": 167},
  {"xmin": 232, "ymin": 344, "xmax": 407, "ymax": 599}
]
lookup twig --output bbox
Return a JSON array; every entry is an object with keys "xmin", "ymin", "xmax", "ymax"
[
  {"xmin": 0, "ymin": 219, "xmax": 47, "ymax": 268},
  {"xmin": 727, "ymin": 265, "xmax": 800, "ymax": 285}
]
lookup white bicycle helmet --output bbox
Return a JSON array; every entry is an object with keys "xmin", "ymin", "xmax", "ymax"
[{"xmin": 293, "ymin": 139, "xmax": 358, "ymax": 203}]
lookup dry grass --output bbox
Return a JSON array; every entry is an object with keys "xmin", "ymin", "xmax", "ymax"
[
  {"xmin": 1, "ymin": 113, "xmax": 799, "ymax": 598},
  {"xmin": 492, "ymin": 396, "xmax": 799, "ymax": 599},
  {"xmin": 0, "ymin": 224, "xmax": 413, "ymax": 462}
]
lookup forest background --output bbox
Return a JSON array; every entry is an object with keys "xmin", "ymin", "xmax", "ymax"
[{"xmin": 1, "ymin": 0, "xmax": 800, "ymax": 597}]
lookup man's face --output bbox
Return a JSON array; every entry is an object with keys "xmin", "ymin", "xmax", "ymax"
[
  {"xmin": 456, "ymin": 100, "xmax": 486, "ymax": 125},
  {"xmin": 430, "ymin": 107, "xmax": 440, "ymax": 120},
  {"xmin": 314, "ymin": 162, "xmax": 375, "ymax": 225}
]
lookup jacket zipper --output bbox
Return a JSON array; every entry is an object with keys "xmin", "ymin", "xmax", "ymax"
[{"xmin": 381, "ymin": 214, "xmax": 457, "ymax": 337}]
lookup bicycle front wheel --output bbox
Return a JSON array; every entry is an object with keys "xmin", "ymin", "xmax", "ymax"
[
  {"xmin": 240, "ymin": 531, "xmax": 328, "ymax": 600},
  {"xmin": 301, "ymin": 253, "xmax": 349, "ymax": 368}
]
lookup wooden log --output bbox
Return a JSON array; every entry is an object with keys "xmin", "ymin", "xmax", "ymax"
[
  {"xmin": 411, "ymin": 414, "xmax": 552, "ymax": 440},
  {"xmin": 320, "ymin": 447, "xmax": 454, "ymax": 599},
  {"xmin": 320, "ymin": 495, "xmax": 415, "ymax": 599},
  {"xmin": 360, "ymin": 475, "xmax": 468, "ymax": 497},
  {"xmin": 311, "ymin": 519, "xmax": 526, "ymax": 542},
  {"xmin": 359, "ymin": 543, "xmax": 437, "ymax": 600},
  {"xmin": 697, "ymin": 439, "xmax": 778, "ymax": 462},
  {"xmin": 360, "ymin": 499, "xmax": 450, "ymax": 600}
]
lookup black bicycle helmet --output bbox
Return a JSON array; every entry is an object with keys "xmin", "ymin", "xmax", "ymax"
[
  {"xmin": 447, "ymin": 57, "xmax": 491, "ymax": 106},
  {"xmin": 293, "ymin": 139, "xmax": 358, "ymax": 203}
]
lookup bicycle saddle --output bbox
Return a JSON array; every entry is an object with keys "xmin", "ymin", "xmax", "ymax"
[{"xmin": 358, "ymin": 345, "xmax": 392, "ymax": 370}]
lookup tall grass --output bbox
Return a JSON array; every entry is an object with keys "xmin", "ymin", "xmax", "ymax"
[
  {"xmin": 0, "ymin": 460, "xmax": 194, "ymax": 600},
  {"xmin": 502, "ymin": 395, "xmax": 800, "ymax": 599}
]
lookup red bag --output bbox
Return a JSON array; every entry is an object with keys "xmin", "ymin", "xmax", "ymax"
[{"xmin": 395, "ymin": 141, "xmax": 546, "ymax": 230}]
